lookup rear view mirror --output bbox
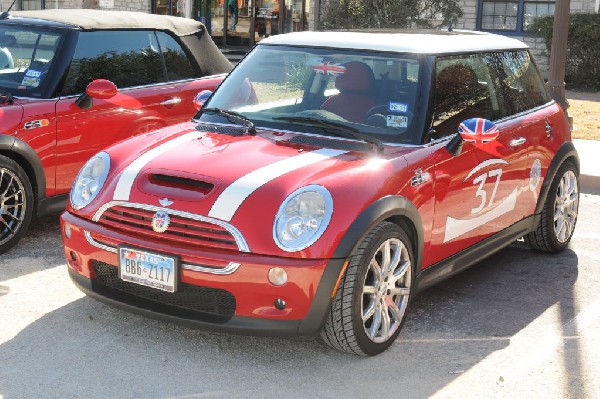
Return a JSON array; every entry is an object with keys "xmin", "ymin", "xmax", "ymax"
[
  {"xmin": 193, "ymin": 90, "xmax": 212, "ymax": 111},
  {"xmin": 76, "ymin": 79, "xmax": 118, "ymax": 109}
]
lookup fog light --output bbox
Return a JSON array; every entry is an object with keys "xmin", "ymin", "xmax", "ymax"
[
  {"xmin": 268, "ymin": 267, "xmax": 287, "ymax": 286},
  {"xmin": 64, "ymin": 223, "xmax": 71, "ymax": 239},
  {"xmin": 274, "ymin": 298, "xmax": 286, "ymax": 310}
]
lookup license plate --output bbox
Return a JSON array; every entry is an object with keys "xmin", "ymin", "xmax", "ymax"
[{"xmin": 118, "ymin": 247, "xmax": 178, "ymax": 293}]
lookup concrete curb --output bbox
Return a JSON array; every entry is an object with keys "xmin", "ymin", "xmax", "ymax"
[{"xmin": 574, "ymin": 139, "xmax": 600, "ymax": 194}]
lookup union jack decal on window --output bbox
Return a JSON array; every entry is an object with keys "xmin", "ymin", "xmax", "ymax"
[{"xmin": 312, "ymin": 62, "xmax": 346, "ymax": 76}]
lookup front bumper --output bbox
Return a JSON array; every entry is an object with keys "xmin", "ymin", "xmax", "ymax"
[{"xmin": 61, "ymin": 211, "xmax": 347, "ymax": 336}]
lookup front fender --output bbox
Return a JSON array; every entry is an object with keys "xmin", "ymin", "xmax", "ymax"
[
  {"xmin": 0, "ymin": 134, "xmax": 46, "ymax": 202},
  {"xmin": 297, "ymin": 195, "xmax": 424, "ymax": 335}
]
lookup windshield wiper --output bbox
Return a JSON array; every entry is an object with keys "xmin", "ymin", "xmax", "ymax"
[
  {"xmin": 198, "ymin": 107, "xmax": 256, "ymax": 135},
  {"xmin": 0, "ymin": 89, "xmax": 13, "ymax": 105},
  {"xmin": 272, "ymin": 116, "xmax": 384, "ymax": 154}
]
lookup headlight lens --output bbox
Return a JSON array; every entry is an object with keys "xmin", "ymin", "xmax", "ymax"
[
  {"xmin": 70, "ymin": 152, "xmax": 110, "ymax": 210},
  {"xmin": 273, "ymin": 185, "xmax": 333, "ymax": 252}
]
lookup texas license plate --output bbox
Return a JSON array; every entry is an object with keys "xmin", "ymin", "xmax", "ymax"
[{"xmin": 118, "ymin": 247, "xmax": 178, "ymax": 292}]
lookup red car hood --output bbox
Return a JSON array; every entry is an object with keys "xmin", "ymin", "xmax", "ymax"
[
  {"xmin": 86, "ymin": 122, "xmax": 417, "ymax": 258},
  {"xmin": 101, "ymin": 123, "xmax": 412, "ymax": 223}
]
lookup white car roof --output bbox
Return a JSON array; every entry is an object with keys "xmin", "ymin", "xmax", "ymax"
[{"xmin": 259, "ymin": 30, "xmax": 529, "ymax": 54}]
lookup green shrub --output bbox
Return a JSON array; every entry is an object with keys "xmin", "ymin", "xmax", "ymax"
[
  {"xmin": 319, "ymin": 0, "xmax": 463, "ymax": 30},
  {"xmin": 530, "ymin": 13, "xmax": 600, "ymax": 91}
]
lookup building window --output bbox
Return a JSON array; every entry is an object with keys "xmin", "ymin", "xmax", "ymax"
[{"xmin": 478, "ymin": 0, "xmax": 555, "ymax": 33}]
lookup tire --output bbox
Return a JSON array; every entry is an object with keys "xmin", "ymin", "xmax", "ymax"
[
  {"xmin": 524, "ymin": 161, "xmax": 579, "ymax": 253},
  {"xmin": 0, "ymin": 156, "xmax": 34, "ymax": 255},
  {"xmin": 321, "ymin": 221, "xmax": 415, "ymax": 356}
]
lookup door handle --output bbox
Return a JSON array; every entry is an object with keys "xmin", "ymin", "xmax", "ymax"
[
  {"xmin": 160, "ymin": 98, "xmax": 181, "ymax": 106},
  {"xmin": 510, "ymin": 137, "xmax": 526, "ymax": 147}
]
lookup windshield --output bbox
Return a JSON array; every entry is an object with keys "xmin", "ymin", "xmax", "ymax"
[
  {"xmin": 0, "ymin": 26, "xmax": 64, "ymax": 98},
  {"xmin": 201, "ymin": 45, "xmax": 424, "ymax": 145}
]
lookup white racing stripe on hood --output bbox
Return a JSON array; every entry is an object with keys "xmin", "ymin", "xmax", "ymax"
[
  {"xmin": 208, "ymin": 148, "xmax": 348, "ymax": 222},
  {"xmin": 113, "ymin": 131, "xmax": 205, "ymax": 201}
]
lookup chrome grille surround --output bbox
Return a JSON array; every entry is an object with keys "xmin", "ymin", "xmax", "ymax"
[
  {"xmin": 84, "ymin": 231, "xmax": 241, "ymax": 275},
  {"xmin": 93, "ymin": 201, "xmax": 249, "ymax": 252}
]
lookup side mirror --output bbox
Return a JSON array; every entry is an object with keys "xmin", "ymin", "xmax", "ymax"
[
  {"xmin": 193, "ymin": 90, "xmax": 212, "ymax": 111},
  {"xmin": 447, "ymin": 118, "xmax": 499, "ymax": 157},
  {"xmin": 75, "ymin": 79, "xmax": 118, "ymax": 110}
]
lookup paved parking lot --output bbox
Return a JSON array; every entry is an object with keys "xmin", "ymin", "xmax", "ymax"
[{"xmin": 1, "ymin": 192, "xmax": 599, "ymax": 398}]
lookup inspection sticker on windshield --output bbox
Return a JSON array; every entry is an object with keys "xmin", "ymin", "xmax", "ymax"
[
  {"xmin": 387, "ymin": 115, "xmax": 408, "ymax": 128},
  {"xmin": 21, "ymin": 69, "xmax": 42, "ymax": 87},
  {"xmin": 388, "ymin": 101, "xmax": 409, "ymax": 113}
]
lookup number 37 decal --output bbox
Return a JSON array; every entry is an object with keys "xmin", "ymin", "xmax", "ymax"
[{"xmin": 444, "ymin": 159, "xmax": 518, "ymax": 243}]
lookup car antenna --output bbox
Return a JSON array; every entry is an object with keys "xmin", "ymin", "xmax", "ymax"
[{"xmin": 0, "ymin": 0, "xmax": 17, "ymax": 20}]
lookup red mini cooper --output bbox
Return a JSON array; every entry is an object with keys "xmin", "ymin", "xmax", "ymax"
[
  {"xmin": 61, "ymin": 30, "xmax": 580, "ymax": 356},
  {"xmin": 0, "ymin": 9, "xmax": 231, "ymax": 253}
]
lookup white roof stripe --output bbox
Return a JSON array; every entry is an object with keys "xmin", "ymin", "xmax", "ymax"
[
  {"xmin": 208, "ymin": 148, "xmax": 348, "ymax": 222},
  {"xmin": 259, "ymin": 30, "xmax": 528, "ymax": 54},
  {"xmin": 113, "ymin": 131, "xmax": 204, "ymax": 201}
]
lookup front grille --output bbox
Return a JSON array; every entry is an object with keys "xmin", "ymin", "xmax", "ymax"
[
  {"xmin": 92, "ymin": 261, "xmax": 236, "ymax": 321},
  {"xmin": 98, "ymin": 205, "xmax": 239, "ymax": 252}
]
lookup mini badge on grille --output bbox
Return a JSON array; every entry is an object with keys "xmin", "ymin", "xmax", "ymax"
[
  {"xmin": 159, "ymin": 198, "xmax": 174, "ymax": 207},
  {"xmin": 152, "ymin": 210, "xmax": 170, "ymax": 233}
]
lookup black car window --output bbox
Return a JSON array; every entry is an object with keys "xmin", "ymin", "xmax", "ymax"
[
  {"xmin": 432, "ymin": 54, "xmax": 503, "ymax": 138},
  {"xmin": 0, "ymin": 26, "xmax": 63, "ymax": 98},
  {"xmin": 486, "ymin": 50, "xmax": 551, "ymax": 116},
  {"xmin": 62, "ymin": 30, "xmax": 165, "ymax": 96},
  {"xmin": 155, "ymin": 31, "xmax": 195, "ymax": 81}
]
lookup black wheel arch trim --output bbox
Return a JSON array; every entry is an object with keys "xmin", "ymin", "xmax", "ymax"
[
  {"xmin": 297, "ymin": 195, "xmax": 425, "ymax": 335},
  {"xmin": 535, "ymin": 142, "xmax": 580, "ymax": 214},
  {"xmin": 0, "ymin": 135, "xmax": 46, "ymax": 205}
]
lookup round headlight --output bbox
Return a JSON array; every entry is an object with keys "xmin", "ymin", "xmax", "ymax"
[
  {"xmin": 273, "ymin": 185, "xmax": 333, "ymax": 252},
  {"xmin": 70, "ymin": 152, "xmax": 110, "ymax": 210}
]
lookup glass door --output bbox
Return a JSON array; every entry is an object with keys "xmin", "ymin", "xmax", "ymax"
[{"xmin": 284, "ymin": 0, "xmax": 307, "ymax": 33}]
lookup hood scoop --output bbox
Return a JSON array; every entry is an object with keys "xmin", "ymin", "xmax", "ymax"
[
  {"xmin": 196, "ymin": 123, "xmax": 246, "ymax": 137},
  {"xmin": 150, "ymin": 174, "xmax": 214, "ymax": 193},
  {"xmin": 287, "ymin": 135, "xmax": 372, "ymax": 152},
  {"xmin": 138, "ymin": 172, "xmax": 217, "ymax": 201}
]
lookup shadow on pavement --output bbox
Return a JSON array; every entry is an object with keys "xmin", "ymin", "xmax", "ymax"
[{"xmin": 0, "ymin": 241, "xmax": 580, "ymax": 398}]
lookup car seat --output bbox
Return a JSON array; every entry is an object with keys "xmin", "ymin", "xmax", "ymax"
[{"xmin": 320, "ymin": 61, "xmax": 377, "ymax": 123}]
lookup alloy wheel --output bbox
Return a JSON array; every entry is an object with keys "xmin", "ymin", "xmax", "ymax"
[{"xmin": 361, "ymin": 237, "xmax": 412, "ymax": 344}]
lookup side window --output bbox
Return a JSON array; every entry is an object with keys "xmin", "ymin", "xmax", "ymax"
[
  {"xmin": 491, "ymin": 50, "xmax": 551, "ymax": 115},
  {"xmin": 432, "ymin": 54, "xmax": 502, "ymax": 138},
  {"xmin": 155, "ymin": 32, "xmax": 195, "ymax": 81},
  {"xmin": 62, "ymin": 31, "xmax": 164, "ymax": 96}
]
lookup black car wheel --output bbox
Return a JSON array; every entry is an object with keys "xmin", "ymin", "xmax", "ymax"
[
  {"xmin": 525, "ymin": 161, "xmax": 579, "ymax": 253},
  {"xmin": 0, "ymin": 156, "xmax": 34, "ymax": 254},
  {"xmin": 321, "ymin": 221, "xmax": 414, "ymax": 356}
]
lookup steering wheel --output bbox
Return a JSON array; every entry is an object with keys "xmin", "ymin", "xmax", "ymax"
[{"xmin": 364, "ymin": 105, "xmax": 413, "ymax": 131}]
